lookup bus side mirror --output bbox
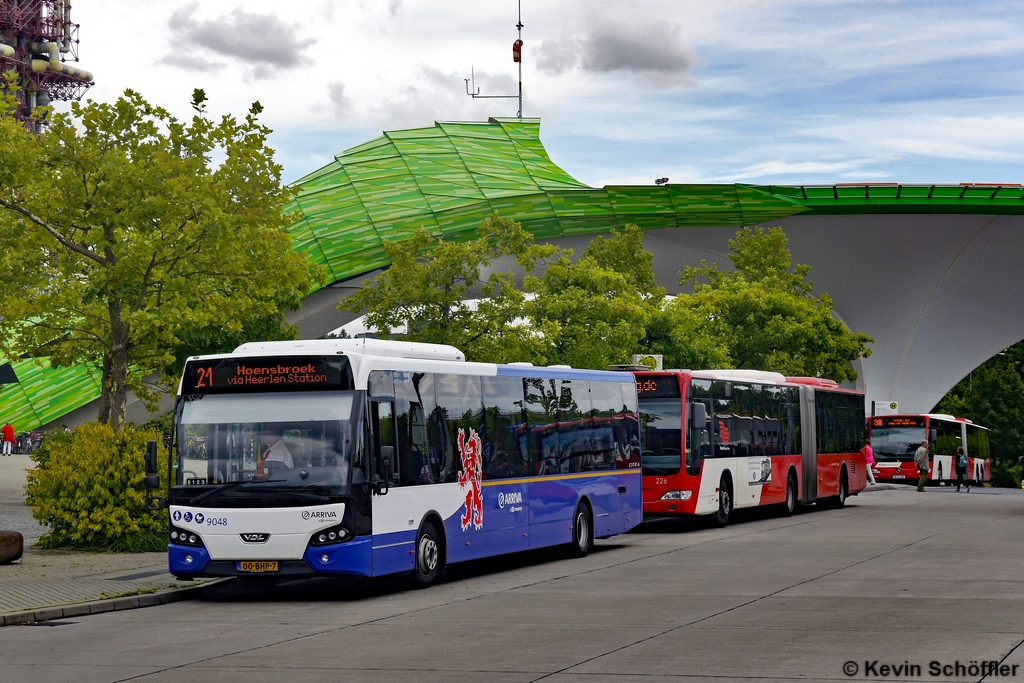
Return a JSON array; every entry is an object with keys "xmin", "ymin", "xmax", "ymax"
[
  {"xmin": 690, "ymin": 403, "xmax": 707, "ymax": 428},
  {"xmin": 144, "ymin": 440, "xmax": 158, "ymax": 475},
  {"xmin": 144, "ymin": 440, "xmax": 159, "ymax": 489}
]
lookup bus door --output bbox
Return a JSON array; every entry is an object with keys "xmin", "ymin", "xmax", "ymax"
[
  {"xmin": 799, "ymin": 386, "xmax": 818, "ymax": 504},
  {"xmin": 370, "ymin": 399, "xmax": 412, "ymax": 575}
]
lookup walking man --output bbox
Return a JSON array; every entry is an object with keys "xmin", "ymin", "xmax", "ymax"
[
  {"xmin": 1, "ymin": 422, "xmax": 14, "ymax": 456},
  {"xmin": 915, "ymin": 439, "xmax": 930, "ymax": 492}
]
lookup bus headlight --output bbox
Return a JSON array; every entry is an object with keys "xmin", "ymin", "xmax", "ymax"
[
  {"xmin": 660, "ymin": 490, "xmax": 692, "ymax": 501},
  {"xmin": 170, "ymin": 525, "xmax": 205, "ymax": 548},
  {"xmin": 309, "ymin": 524, "xmax": 350, "ymax": 546}
]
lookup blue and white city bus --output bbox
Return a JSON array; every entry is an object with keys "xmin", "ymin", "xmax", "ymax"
[{"xmin": 163, "ymin": 339, "xmax": 642, "ymax": 585}]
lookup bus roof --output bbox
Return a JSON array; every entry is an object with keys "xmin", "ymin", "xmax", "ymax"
[{"xmin": 232, "ymin": 338, "xmax": 466, "ymax": 362}]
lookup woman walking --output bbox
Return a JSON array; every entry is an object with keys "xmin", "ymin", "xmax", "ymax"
[
  {"xmin": 955, "ymin": 445, "xmax": 970, "ymax": 492},
  {"xmin": 864, "ymin": 438, "xmax": 876, "ymax": 485}
]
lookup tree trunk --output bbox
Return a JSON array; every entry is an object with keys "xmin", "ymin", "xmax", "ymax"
[
  {"xmin": 108, "ymin": 301, "xmax": 130, "ymax": 432},
  {"xmin": 96, "ymin": 353, "xmax": 111, "ymax": 424}
]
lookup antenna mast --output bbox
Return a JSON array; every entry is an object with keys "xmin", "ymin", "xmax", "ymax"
[{"xmin": 465, "ymin": 0, "xmax": 523, "ymax": 118}]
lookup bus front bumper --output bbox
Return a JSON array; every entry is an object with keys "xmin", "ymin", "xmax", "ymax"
[{"xmin": 169, "ymin": 536, "xmax": 373, "ymax": 579}]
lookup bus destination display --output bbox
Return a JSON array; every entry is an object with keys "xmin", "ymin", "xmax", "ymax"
[
  {"xmin": 636, "ymin": 375, "xmax": 680, "ymax": 398},
  {"xmin": 183, "ymin": 357, "xmax": 351, "ymax": 394},
  {"xmin": 875, "ymin": 416, "xmax": 924, "ymax": 428}
]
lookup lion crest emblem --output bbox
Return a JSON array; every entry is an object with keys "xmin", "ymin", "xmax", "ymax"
[{"xmin": 457, "ymin": 428, "xmax": 484, "ymax": 531}]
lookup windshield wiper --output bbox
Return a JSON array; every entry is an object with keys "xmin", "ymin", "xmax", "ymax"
[{"xmin": 186, "ymin": 480, "xmax": 287, "ymax": 506}]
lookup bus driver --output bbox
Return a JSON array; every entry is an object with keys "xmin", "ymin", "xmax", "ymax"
[{"xmin": 262, "ymin": 425, "xmax": 295, "ymax": 469}]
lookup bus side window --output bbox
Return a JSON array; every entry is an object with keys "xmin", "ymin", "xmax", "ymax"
[
  {"xmin": 433, "ymin": 373, "xmax": 484, "ymax": 483},
  {"xmin": 482, "ymin": 375, "xmax": 528, "ymax": 479},
  {"xmin": 394, "ymin": 371, "xmax": 431, "ymax": 486},
  {"xmin": 687, "ymin": 379, "xmax": 712, "ymax": 475},
  {"xmin": 371, "ymin": 400, "xmax": 398, "ymax": 486},
  {"xmin": 590, "ymin": 380, "xmax": 623, "ymax": 471}
]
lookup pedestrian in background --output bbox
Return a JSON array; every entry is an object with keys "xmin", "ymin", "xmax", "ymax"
[
  {"xmin": 863, "ymin": 438, "xmax": 876, "ymax": 485},
  {"xmin": 955, "ymin": 445, "xmax": 969, "ymax": 492},
  {"xmin": 1, "ymin": 422, "xmax": 14, "ymax": 456},
  {"xmin": 915, "ymin": 440, "xmax": 930, "ymax": 492}
]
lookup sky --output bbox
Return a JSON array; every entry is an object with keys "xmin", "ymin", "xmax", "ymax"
[{"xmin": 69, "ymin": 0, "xmax": 1024, "ymax": 187}]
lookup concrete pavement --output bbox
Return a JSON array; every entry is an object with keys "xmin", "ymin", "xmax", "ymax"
[
  {"xmin": 1, "ymin": 485, "xmax": 1022, "ymax": 682},
  {"xmin": 0, "ymin": 450, "xmax": 45, "ymax": 540},
  {"xmin": 0, "ymin": 450, "xmax": 210, "ymax": 619}
]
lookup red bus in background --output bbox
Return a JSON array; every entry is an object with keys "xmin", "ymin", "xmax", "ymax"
[
  {"xmin": 636, "ymin": 370, "xmax": 868, "ymax": 526},
  {"xmin": 868, "ymin": 414, "xmax": 990, "ymax": 485}
]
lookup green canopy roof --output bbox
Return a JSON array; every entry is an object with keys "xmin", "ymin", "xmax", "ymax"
[{"xmin": 287, "ymin": 117, "xmax": 1024, "ymax": 285}]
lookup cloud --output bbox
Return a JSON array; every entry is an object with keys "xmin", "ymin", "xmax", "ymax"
[
  {"xmin": 388, "ymin": 0, "xmax": 403, "ymax": 17},
  {"xmin": 367, "ymin": 66, "xmax": 517, "ymax": 130},
  {"xmin": 159, "ymin": 52, "xmax": 224, "ymax": 73},
  {"xmin": 328, "ymin": 82, "xmax": 353, "ymax": 120},
  {"xmin": 536, "ymin": 21, "xmax": 694, "ymax": 86},
  {"xmin": 165, "ymin": 3, "xmax": 313, "ymax": 78}
]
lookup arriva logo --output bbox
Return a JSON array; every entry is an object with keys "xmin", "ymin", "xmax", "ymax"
[
  {"xmin": 302, "ymin": 510, "xmax": 338, "ymax": 520},
  {"xmin": 497, "ymin": 491, "xmax": 523, "ymax": 509}
]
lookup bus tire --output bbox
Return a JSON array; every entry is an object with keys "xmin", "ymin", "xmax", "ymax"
[
  {"xmin": 570, "ymin": 501, "xmax": 594, "ymax": 557},
  {"xmin": 782, "ymin": 471, "xmax": 797, "ymax": 517},
  {"xmin": 713, "ymin": 476, "xmax": 732, "ymax": 527},
  {"xmin": 834, "ymin": 468, "xmax": 849, "ymax": 508},
  {"xmin": 414, "ymin": 520, "xmax": 445, "ymax": 586}
]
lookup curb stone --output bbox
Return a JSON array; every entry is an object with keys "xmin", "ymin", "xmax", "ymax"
[{"xmin": 0, "ymin": 580, "xmax": 224, "ymax": 627}]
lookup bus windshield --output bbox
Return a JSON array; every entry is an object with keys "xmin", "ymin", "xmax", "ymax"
[
  {"xmin": 175, "ymin": 391, "xmax": 364, "ymax": 496},
  {"xmin": 640, "ymin": 398, "xmax": 682, "ymax": 475},
  {"xmin": 872, "ymin": 426, "xmax": 924, "ymax": 461}
]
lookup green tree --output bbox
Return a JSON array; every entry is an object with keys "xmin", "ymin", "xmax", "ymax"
[
  {"xmin": 934, "ymin": 341, "xmax": 1024, "ymax": 485},
  {"xmin": 679, "ymin": 227, "xmax": 872, "ymax": 382},
  {"xmin": 342, "ymin": 214, "xmax": 552, "ymax": 363},
  {"xmin": 0, "ymin": 88, "xmax": 315, "ymax": 431},
  {"xmin": 525, "ymin": 225, "xmax": 659, "ymax": 368}
]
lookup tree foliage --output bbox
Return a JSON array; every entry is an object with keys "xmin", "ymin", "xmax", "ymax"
[
  {"xmin": 26, "ymin": 423, "xmax": 169, "ymax": 551},
  {"xmin": 343, "ymin": 220, "xmax": 870, "ymax": 381},
  {"xmin": 342, "ymin": 214, "xmax": 552, "ymax": 363},
  {"xmin": 0, "ymin": 88, "xmax": 316, "ymax": 430},
  {"xmin": 678, "ymin": 227, "xmax": 872, "ymax": 382},
  {"xmin": 934, "ymin": 341, "xmax": 1024, "ymax": 486}
]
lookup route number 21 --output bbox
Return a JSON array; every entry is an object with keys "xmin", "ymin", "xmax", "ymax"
[{"xmin": 195, "ymin": 367, "xmax": 214, "ymax": 388}]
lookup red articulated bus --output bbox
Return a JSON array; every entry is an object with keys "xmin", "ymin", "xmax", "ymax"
[
  {"xmin": 868, "ymin": 414, "xmax": 990, "ymax": 485},
  {"xmin": 636, "ymin": 369, "xmax": 868, "ymax": 525}
]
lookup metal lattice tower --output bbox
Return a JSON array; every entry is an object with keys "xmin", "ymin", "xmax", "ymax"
[{"xmin": 0, "ymin": 1, "xmax": 93, "ymax": 126}]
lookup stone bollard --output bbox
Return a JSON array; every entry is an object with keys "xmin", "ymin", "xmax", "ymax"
[{"xmin": 0, "ymin": 530, "xmax": 24, "ymax": 564}]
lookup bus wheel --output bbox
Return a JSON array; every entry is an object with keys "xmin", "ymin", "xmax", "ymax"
[
  {"xmin": 570, "ymin": 502, "xmax": 594, "ymax": 557},
  {"xmin": 414, "ymin": 520, "xmax": 445, "ymax": 586},
  {"xmin": 835, "ymin": 469, "xmax": 848, "ymax": 508},
  {"xmin": 783, "ymin": 472, "xmax": 797, "ymax": 517},
  {"xmin": 713, "ymin": 477, "xmax": 732, "ymax": 527}
]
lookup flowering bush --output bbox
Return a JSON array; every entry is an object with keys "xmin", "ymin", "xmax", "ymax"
[{"xmin": 26, "ymin": 423, "xmax": 168, "ymax": 551}]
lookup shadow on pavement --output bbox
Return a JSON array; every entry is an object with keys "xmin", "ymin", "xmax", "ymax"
[{"xmin": 199, "ymin": 541, "xmax": 628, "ymax": 603}]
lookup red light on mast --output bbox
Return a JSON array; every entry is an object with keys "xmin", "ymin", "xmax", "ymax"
[{"xmin": 513, "ymin": 39, "xmax": 523, "ymax": 63}]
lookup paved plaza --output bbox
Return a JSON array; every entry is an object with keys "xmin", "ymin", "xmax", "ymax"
[
  {"xmin": 0, "ymin": 451, "xmax": 45, "ymax": 540},
  {"xmin": 0, "ymin": 485, "xmax": 1020, "ymax": 682},
  {"xmin": 0, "ymin": 452, "xmax": 208, "ymax": 617}
]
